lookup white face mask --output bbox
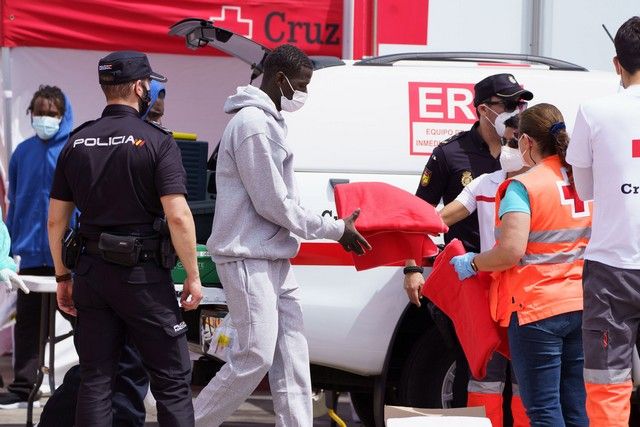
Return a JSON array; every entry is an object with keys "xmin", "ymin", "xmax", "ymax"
[
  {"xmin": 484, "ymin": 107, "xmax": 518, "ymax": 138},
  {"xmin": 279, "ymin": 75, "xmax": 308, "ymax": 112},
  {"xmin": 499, "ymin": 145, "xmax": 524, "ymax": 172},
  {"xmin": 518, "ymin": 135, "xmax": 535, "ymax": 167},
  {"xmin": 32, "ymin": 116, "xmax": 61, "ymax": 140}
]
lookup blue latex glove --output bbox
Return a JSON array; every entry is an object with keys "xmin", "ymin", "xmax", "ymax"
[{"xmin": 450, "ymin": 252, "xmax": 478, "ymax": 281}]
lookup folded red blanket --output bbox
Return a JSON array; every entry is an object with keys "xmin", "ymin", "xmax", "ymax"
[
  {"xmin": 334, "ymin": 182, "xmax": 447, "ymax": 271},
  {"xmin": 421, "ymin": 239, "xmax": 509, "ymax": 379}
]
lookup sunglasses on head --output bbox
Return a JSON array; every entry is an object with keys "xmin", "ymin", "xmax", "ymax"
[{"xmin": 484, "ymin": 99, "xmax": 528, "ymax": 113}]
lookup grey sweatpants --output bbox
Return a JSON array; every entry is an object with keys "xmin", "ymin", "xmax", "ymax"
[{"xmin": 193, "ymin": 258, "xmax": 312, "ymax": 427}]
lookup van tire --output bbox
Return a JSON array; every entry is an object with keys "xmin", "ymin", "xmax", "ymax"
[
  {"xmin": 349, "ymin": 392, "xmax": 376, "ymax": 426},
  {"xmin": 398, "ymin": 328, "xmax": 462, "ymax": 408}
]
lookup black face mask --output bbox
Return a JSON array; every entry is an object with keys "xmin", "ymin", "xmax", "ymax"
[{"xmin": 137, "ymin": 84, "xmax": 151, "ymax": 117}]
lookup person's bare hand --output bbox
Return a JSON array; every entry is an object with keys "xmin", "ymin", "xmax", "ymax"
[
  {"xmin": 180, "ymin": 274, "xmax": 203, "ymax": 311},
  {"xmin": 403, "ymin": 272, "xmax": 424, "ymax": 307},
  {"xmin": 338, "ymin": 209, "xmax": 372, "ymax": 255},
  {"xmin": 57, "ymin": 280, "xmax": 77, "ymax": 316}
]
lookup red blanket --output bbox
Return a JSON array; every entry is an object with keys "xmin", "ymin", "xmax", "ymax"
[
  {"xmin": 421, "ymin": 239, "xmax": 509, "ymax": 379},
  {"xmin": 333, "ymin": 182, "xmax": 447, "ymax": 271}
]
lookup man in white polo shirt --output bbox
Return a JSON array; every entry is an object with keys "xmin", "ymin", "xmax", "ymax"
[
  {"xmin": 438, "ymin": 115, "xmax": 530, "ymax": 427},
  {"xmin": 566, "ymin": 16, "xmax": 640, "ymax": 427}
]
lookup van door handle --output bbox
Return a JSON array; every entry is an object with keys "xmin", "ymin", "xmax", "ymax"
[{"xmin": 329, "ymin": 178, "xmax": 350, "ymax": 189}]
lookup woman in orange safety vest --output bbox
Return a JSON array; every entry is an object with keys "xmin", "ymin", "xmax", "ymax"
[{"xmin": 450, "ymin": 103, "xmax": 591, "ymax": 426}]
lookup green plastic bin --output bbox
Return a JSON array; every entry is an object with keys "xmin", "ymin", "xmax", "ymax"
[{"xmin": 172, "ymin": 244, "xmax": 220, "ymax": 286}]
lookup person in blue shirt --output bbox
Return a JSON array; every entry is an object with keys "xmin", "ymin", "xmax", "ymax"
[
  {"xmin": 142, "ymin": 80, "xmax": 166, "ymax": 126},
  {"xmin": 0, "ymin": 85, "xmax": 73, "ymax": 408}
]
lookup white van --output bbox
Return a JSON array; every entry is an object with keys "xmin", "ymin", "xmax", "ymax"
[{"xmin": 171, "ymin": 19, "xmax": 627, "ymax": 426}]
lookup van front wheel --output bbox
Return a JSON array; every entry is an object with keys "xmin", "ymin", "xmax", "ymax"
[{"xmin": 398, "ymin": 328, "xmax": 465, "ymax": 408}]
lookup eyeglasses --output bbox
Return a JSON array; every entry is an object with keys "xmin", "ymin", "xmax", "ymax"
[{"xmin": 484, "ymin": 99, "xmax": 528, "ymax": 113}]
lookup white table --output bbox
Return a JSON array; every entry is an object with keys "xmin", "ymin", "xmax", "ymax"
[
  {"xmin": 20, "ymin": 276, "xmax": 227, "ymax": 426},
  {"xmin": 20, "ymin": 275, "xmax": 65, "ymax": 427}
]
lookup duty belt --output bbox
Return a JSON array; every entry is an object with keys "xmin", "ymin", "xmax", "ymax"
[{"xmin": 83, "ymin": 238, "xmax": 160, "ymax": 262}]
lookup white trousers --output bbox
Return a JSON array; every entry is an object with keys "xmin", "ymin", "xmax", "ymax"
[{"xmin": 194, "ymin": 259, "xmax": 312, "ymax": 427}]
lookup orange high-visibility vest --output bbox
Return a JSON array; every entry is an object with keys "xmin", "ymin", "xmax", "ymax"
[{"xmin": 490, "ymin": 155, "xmax": 591, "ymax": 327}]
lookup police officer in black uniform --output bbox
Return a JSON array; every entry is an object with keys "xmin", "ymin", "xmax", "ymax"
[
  {"xmin": 402, "ymin": 73, "xmax": 533, "ymax": 407},
  {"xmin": 404, "ymin": 73, "xmax": 533, "ymax": 302},
  {"xmin": 418, "ymin": 74, "xmax": 532, "ymax": 252},
  {"xmin": 47, "ymin": 51, "xmax": 202, "ymax": 427}
]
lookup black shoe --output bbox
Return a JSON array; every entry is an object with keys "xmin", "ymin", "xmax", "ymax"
[{"xmin": 0, "ymin": 391, "xmax": 40, "ymax": 409}]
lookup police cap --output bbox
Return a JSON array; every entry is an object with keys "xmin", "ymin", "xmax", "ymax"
[
  {"xmin": 473, "ymin": 73, "xmax": 533, "ymax": 107},
  {"xmin": 98, "ymin": 51, "xmax": 167, "ymax": 85}
]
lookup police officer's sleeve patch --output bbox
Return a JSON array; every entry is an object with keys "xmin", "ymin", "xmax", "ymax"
[
  {"xmin": 420, "ymin": 166, "xmax": 432, "ymax": 187},
  {"xmin": 461, "ymin": 170, "xmax": 473, "ymax": 186}
]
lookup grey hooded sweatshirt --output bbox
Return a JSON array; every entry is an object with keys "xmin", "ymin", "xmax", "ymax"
[{"xmin": 207, "ymin": 85, "xmax": 345, "ymax": 263}]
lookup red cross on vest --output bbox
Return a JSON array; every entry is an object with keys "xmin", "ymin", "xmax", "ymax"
[
  {"xmin": 556, "ymin": 167, "xmax": 589, "ymax": 217},
  {"xmin": 210, "ymin": 6, "xmax": 253, "ymax": 38}
]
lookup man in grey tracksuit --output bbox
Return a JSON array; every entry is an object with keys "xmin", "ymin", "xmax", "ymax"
[{"xmin": 194, "ymin": 45, "xmax": 370, "ymax": 426}]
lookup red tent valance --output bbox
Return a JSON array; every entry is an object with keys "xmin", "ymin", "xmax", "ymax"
[{"xmin": 0, "ymin": 0, "xmax": 343, "ymax": 56}]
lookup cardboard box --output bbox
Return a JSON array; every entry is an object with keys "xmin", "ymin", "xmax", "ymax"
[{"xmin": 384, "ymin": 406, "xmax": 490, "ymax": 426}]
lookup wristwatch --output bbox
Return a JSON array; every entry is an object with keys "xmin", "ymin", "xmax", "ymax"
[{"xmin": 55, "ymin": 273, "xmax": 72, "ymax": 283}]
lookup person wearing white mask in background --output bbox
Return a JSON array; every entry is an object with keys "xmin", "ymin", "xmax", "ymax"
[
  {"xmin": 0, "ymin": 85, "xmax": 74, "ymax": 409},
  {"xmin": 193, "ymin": 44, "xmax": 371, "ymax": 427},
  {"xmin": 438, "ymin": 115, "xmax": 530, "ymax": 427}
]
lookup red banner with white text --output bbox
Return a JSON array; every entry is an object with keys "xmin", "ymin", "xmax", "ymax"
[{"xmin": 0, "ymin": 0, "xmax": 344, "ymax": 56}]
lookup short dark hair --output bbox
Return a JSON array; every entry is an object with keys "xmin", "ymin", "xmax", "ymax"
[
  {"xmin": 263, "ymin": 44, "xmax": 313, "ymax": 81},
  {"xmin": 100, "ymin": 81, "xmax": 138, "ymax": 100},
  {"xmin": 27, "ymin": 85, "xmax": 65, "ymax": 116},
  {"xmin": 615, "ymin": 16, "xmax": 640, "ymax": 74}
]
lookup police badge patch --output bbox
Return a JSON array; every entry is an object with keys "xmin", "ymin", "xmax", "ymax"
[
  {"xmin": 461, "ymin": 171, "xmax": 473, "ymax": 186},
  {"xmin": 421, "ymin": 166, "xmax": 432, "ymax": 187}
]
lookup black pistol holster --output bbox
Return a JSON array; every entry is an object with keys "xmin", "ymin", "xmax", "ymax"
[
  {"xmin": 153, "ymin": 217, "xmax": 177, "ymax": 270},
  {"xmin": 61, "ymin": 227, "xmax": 82, "ymax": 270}
]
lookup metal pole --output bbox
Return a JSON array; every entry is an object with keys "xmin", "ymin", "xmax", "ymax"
[
  {"xmin": 527, "ymin": 0, "xmax": 543, "ymax": 56},
  {"xmin": 372, "ymin": 0, "xmax": 378, "ymax": 57},
  {"xmin": 1, "ymin": 47, "xmax": 13, "ymax": 165},
  {"xmin": 342, "ymin": 0, "xmax": 354, "ymax": 59}
]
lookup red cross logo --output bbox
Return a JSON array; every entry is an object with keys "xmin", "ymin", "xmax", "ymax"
[
  {"xmin": 209, "ymin": 6, "xmax": 253, "ymax": 39},
  {"xmin": 557, "ymin": 168, "xmax": 590, "ymax": 218},
  {"xmin": 632, "ymin": 139, "xmax": 640, "ymax": 158}
]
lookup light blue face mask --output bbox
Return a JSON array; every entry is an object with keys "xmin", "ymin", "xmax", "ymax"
[{"xmin": 32, "ymin": 115, "xmax": 61, "ymax": 140}]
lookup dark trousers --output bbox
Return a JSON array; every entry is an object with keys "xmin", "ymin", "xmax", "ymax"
[
  {"xmin": 73, "ymin": 254, "xmax": 193, "ymax": 427},
  {"xmin": 7, "ymin": 266, "xmax": 56, "ymax": 398},
  {"xmin": 508, "ymin": 311, "xmax": 587, "ymax": 427},
  {"xmin": 10, "ymin": 265, "xmax": 149, "ymax": 426},
  {"xmin": 39, "ymin": 340, "xmax": 148, "ymax": 427},
  {"xmin": 112, "ymin": 342, "xmax": 148, "ymax": 426}
]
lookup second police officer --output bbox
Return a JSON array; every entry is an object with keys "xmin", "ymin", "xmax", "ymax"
[
  {"xmin": 47, "ymin": 51, "xmax": 202, "ymax": 427},
  {"xmin": 404, "ymin": 73, "xmax": 533, "ymax": 300},
  {"xmin": 403, "ymin": 73, "xmax": 533, "ymax": 410}
]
